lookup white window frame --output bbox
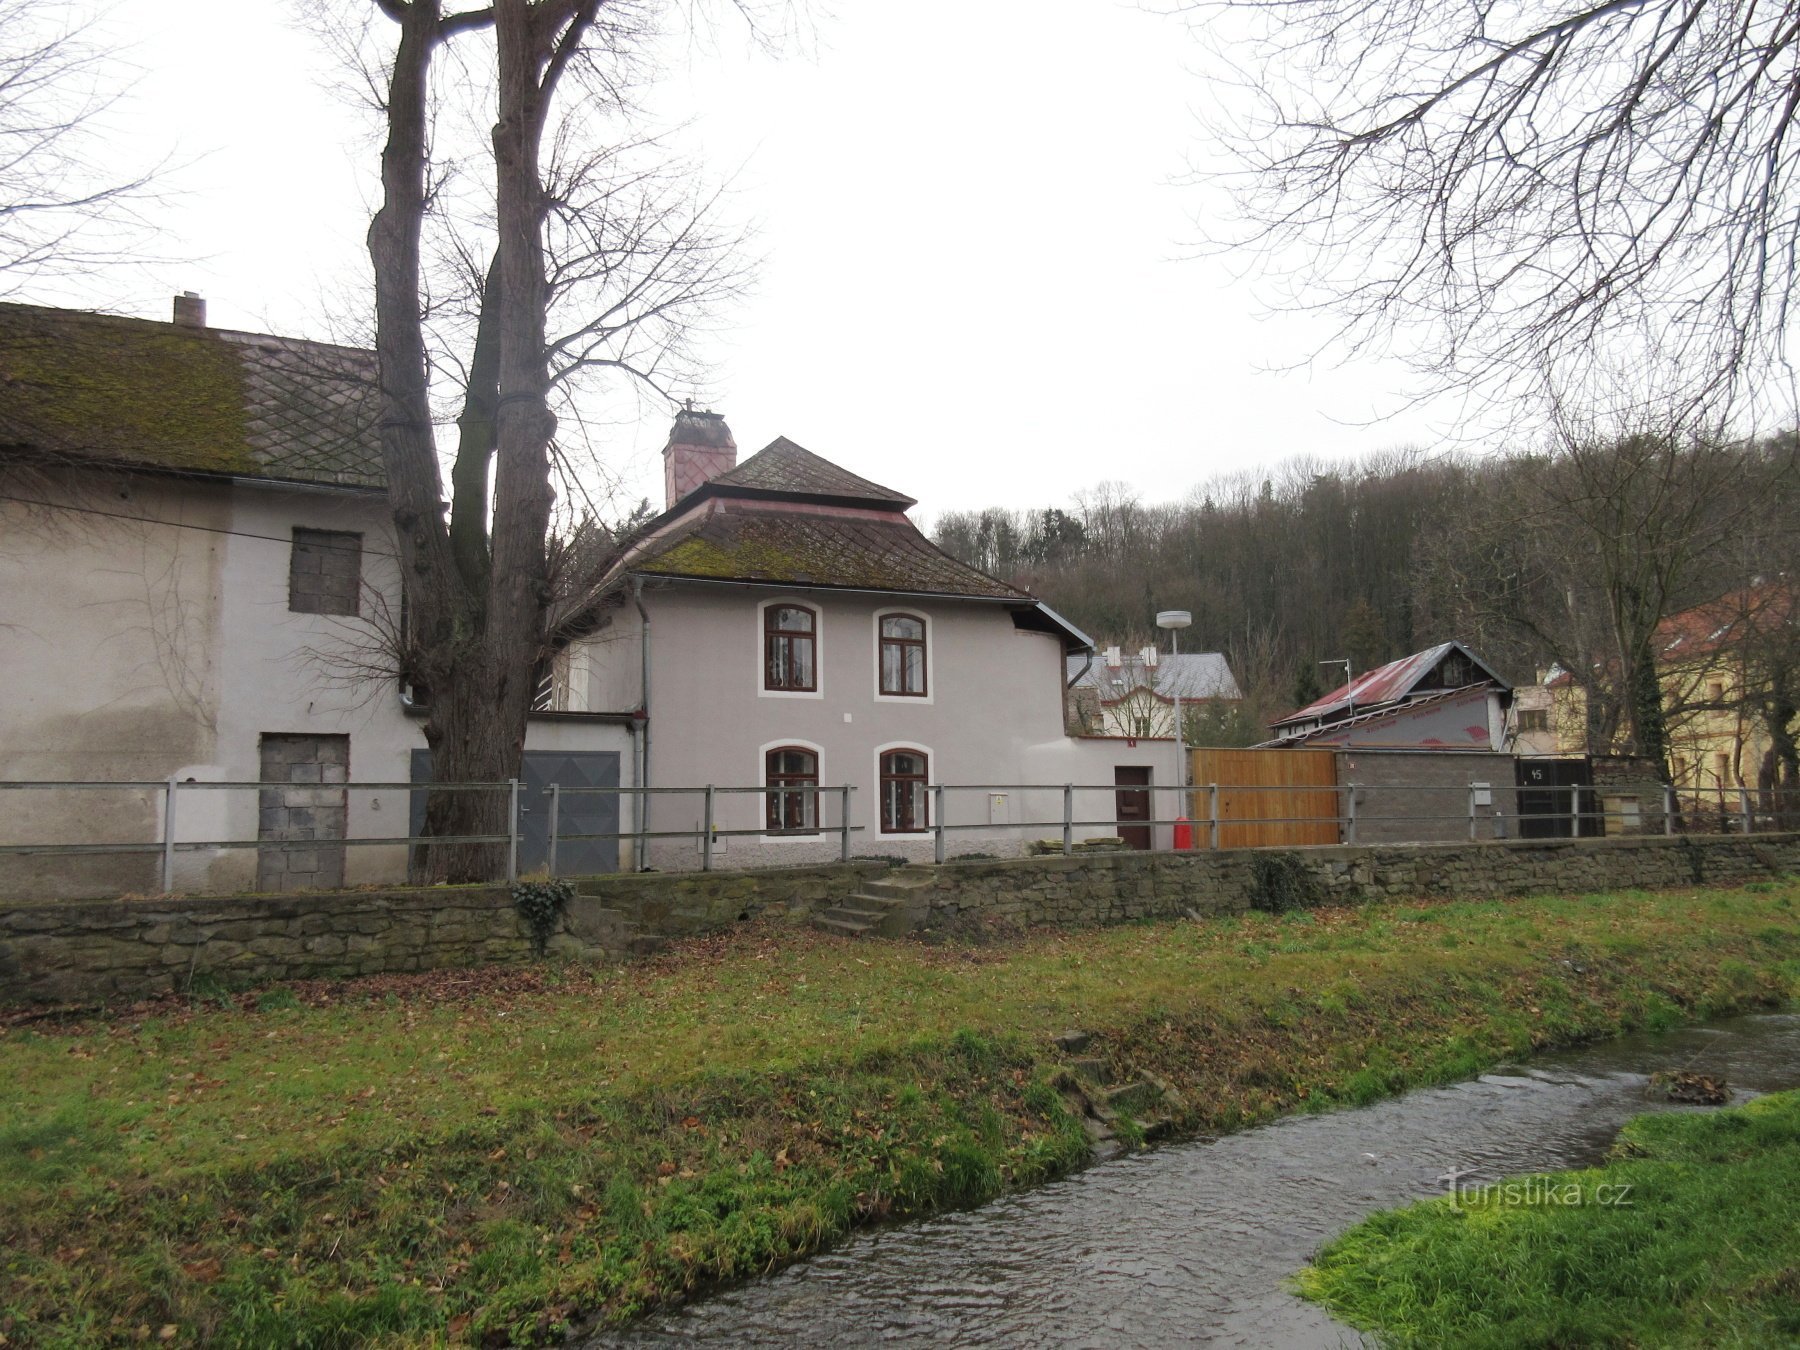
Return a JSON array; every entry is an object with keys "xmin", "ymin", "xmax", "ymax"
[
  {"xmin": 872, "ymin": 606, "xmax": 935, "ymax": 705},
  {"xmin": 756, "ymin": 596, "xmax": 825, "ymax": 700},
  {"xmin": 872, "ymin": 740, "xmax": 935, "ymax": 835}
]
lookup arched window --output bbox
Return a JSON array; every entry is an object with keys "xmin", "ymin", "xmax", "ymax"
[
  {"xmin": 879, "ymin": 613, "xmax": 927, "ymax": 696},
  {"xmin": 880, "ymin": 748, "xmax": 929, "ymax": 833},
  {"xmin": 766, "ymin": 746, "xmax": 819, "ymax": 833},
  {"xmin": 764, "ymin": 605, "xmax": 817, "ymax": 691}
]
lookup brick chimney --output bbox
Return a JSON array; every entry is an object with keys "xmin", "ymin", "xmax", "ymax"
[
  {"xmin": 172, "ymin": 292, "xmax": 206, "ymax": 328},
  {"xmin": 662, "ymin": 406, "xmax": 736, "ymax": 510}
]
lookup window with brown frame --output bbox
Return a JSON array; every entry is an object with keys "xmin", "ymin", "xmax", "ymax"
[
  {"xmin": 879, "ymin": 613, "xmax": 926, "ymax": 696},
  {"xmin": 765, "ymin": 746, "xmax": 819, "ymax": 833},
  {"xmin": 1518, "ymin": 709, "xmax": 1549, "ymax": 733},
  {"xmin": 764, "ymin": 605, "xmax": 817, "ymax": 692},
  {"xmin": 880, "ymin": 749, "xmax": 929, "ymax": 833}
]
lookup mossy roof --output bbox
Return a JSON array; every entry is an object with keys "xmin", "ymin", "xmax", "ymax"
[
  {"xmin": 706, "ymin": 437, "xmax": 915, "ymax": 508},
  {"xmin": 0, "ymin": 302, "xmax": 383, "ymax": 488},
  {"xmin": 632, "ymin": 501, "xmax": 1032, "ymax": 599}
]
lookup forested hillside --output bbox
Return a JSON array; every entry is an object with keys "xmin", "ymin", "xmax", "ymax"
[{"xmin": 931, "ymin": 434, "xmax": 1799, "ymax": 766}]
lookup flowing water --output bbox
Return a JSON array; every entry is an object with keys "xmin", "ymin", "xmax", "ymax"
[{"xmin": 600, "ymin": 1013, "xmax": 1800, "ymax": 1347}]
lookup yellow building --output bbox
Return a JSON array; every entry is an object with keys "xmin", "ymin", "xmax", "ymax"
[{"xmin": 1657, "ymin": 585, "xmax": 1796, "ymax": 812}]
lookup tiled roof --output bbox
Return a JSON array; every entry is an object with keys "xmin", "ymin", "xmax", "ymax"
[
  {"xmin": 707, "ymin": 436, "xmax": 915, "ymax": 508},
  {"xmin": 0, "ymin": 301, "xmax": 383, "ymax": 489},
  {"xmin": 631, "ymin": 500, "xmax": 1031, "ymax": 599},
  {"xmin": 1657, "ymin": 582, "xmax": 1795, "ymax": 663}
]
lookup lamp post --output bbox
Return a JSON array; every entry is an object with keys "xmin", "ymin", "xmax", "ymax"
[
  {"xmin": 1321, "ymin": 658, "xmax": 1354, "ymax": 750},
  {"xmin": 1157, "ymin": 610, "xmax": 1192, "ymax": 787}
]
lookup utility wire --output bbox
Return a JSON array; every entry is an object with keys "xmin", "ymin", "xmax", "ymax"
[{"xmin": 0, "ymin": 492, "xmax": 400, "ymax": 560}]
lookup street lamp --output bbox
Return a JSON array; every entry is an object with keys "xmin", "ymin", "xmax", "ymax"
[
  {"xmin": 1320, "ymin": 658, "xmax": 1354, "ymax": 750},
  {"xmin": 1157, "ymin": 610, "xmax": 1192, "ymax": 786}
]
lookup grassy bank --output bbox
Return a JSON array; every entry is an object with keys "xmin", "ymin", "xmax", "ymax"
[
  {"xmin": 2, "ymin": 880, "xmax": 1798, "ymax": 1346},
  {"xmin": 1300, "ymin": 1088, "xmax": 1800, "ymax": 1347}
]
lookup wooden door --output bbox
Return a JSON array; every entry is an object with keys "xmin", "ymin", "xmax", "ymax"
[{"xmin": 1114, "ymin": 766, "xmax": 1152, "ymax": 850}]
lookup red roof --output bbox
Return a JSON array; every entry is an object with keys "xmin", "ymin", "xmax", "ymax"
[
  {"xmin": 1656, "ymin": 581, "xmax": 1795, "ymax": 663},
  {"xmin": 1274, "ymin": 641, "xmax": 1506, "ymax": 727}
]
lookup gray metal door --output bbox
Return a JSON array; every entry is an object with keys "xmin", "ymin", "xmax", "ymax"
[{"xmin": 408, "ymin": 749, "xmax": 619, "ymax": 877}]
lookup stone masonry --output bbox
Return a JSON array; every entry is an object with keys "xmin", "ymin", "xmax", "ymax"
[{"xmin": 1, "ymin": 837, "xmax": 1793, "ymax": 1005}]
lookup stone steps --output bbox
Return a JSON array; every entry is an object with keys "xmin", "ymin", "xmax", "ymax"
[
  {"xmin": 1048, "ymin": 1028, "xmax": 1185, "ymax": 1158},
  {"xmin": 811, "ymin": 867, "xmax": 935, "ymax": 939},
  {"xmin": 558, "ymin": 899, "xmax": 668, "ymax": 960}
]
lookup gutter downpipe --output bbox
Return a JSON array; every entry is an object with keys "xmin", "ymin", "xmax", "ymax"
[
  {"xmin": 633, "ymin": 577, "xmax": 652, "ymax": 870},
  {"xmin": 1066, "ymin": 647, "xmax": 1094, "ymax": 690}
]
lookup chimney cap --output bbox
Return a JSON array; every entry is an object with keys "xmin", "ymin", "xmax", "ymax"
[
  {"xmin": 664, "ymin": 405, "xmax": 735, "ymax": 451},
  {"xmin": 172, "ymin": 292, "xmax": 207, "ymax": 328}
]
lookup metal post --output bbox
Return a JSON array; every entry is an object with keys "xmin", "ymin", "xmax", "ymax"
[
  {"xmin": 1208, "ymin": 782, "xmax": 1220, "ymax": 851},
  {"xmin": 1739, "ymin": 785, "xmax": 1754, "ymax": 835},
  {"xmin": 1664, "ymin": 784, "xmax": 1676, "ymax": 836},
  {"xmin": 546, "ymin": 783, "xmax": 561, "ymax": 878},
  {"xmin": 506, "ymin": 778, "xmax": 520, "ymax": 883},
  {"xmin": 1468, "ymin": 781, "xmax": 1478, "ymax": 842},
  {"xmin": 1062, "ymin": 783, "xmax": 1074, "ymax": 856},
  {"xmin": 1567, "ymin": 784, "xmax": 1579, "ymax": 839},
  {"xmin": 934, "ymin": 784, "xmax": 947, "ymax": 864},
  {"xmin": 161, "ymin": 775, "xmax": 178, "ymax": 893},
  {"xmin": 702, "ymin": 785, "xmax": 715, "ymax": 871},
  {"xmin": 1344, "ymin": 782, "xmax": 1358, "ymax": 845},
  {"xmin": 840, "ymin": 785, "xmax": 852, "ymax": 863}
]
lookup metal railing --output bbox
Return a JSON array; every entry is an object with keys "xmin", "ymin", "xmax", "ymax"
[{"xmin": 1, "ymin": 776, "xmax": 1794, "ymax": 894}]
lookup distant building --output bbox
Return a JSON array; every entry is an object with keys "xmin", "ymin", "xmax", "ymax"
[
  {"xmin": 1263, "ymin": 641, "xmax": 1513, "ymax": 750},
  {"xmin": 1066, "ymin": 644, "xmax": 1242, "ymax": 739}
]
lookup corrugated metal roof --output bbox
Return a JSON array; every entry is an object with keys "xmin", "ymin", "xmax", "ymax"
[
  {"xmin": 1274, "ymin": 640, "xmax": 1507, "ymax": 726},
  {"xmin": 1258, "ymin": 683, "xmax": 1494, "ymax": 748}
]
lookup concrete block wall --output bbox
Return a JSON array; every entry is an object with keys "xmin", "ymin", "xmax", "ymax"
[{"xmin": 1339, "ymin": 751, "xmax": 1521, "ymax": 844}]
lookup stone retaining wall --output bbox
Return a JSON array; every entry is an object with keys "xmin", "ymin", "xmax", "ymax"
[
  {"xmin": 1, "ymin": 839, "xmax": 1793, "ymax": 1005},
  {"xmin": 916, "ymin": 832, "xmax": 1800, "ymax": 931}
]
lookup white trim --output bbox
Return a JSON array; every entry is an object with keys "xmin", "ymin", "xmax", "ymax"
[
  {"xmin": 756, "ymin": 596, "xmax": 825, "ymax": 700},
  {"xmin": 872, "ymin": 605, "xmax": 935, "ymax": 705},
  {"xmin": 872, "ymin": 739, "xmax": 933, "ymax": 834},
  {"xmin": 758, "ymin": 736, "xmax": 827, "ymax": 842}
]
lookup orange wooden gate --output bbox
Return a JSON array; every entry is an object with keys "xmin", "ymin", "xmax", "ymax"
[{"xmin": 1187, "ymin": 748, "xmax": 1340, "ymax": 848}]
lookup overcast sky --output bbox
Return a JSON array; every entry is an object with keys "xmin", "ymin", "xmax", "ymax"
[{"xmin": 47, "ymin": 0, "xmax": 1471, "ymax": 524}]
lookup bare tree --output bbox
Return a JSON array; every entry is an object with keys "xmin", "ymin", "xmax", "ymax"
[
  {"xmin": 1192, "ymin": 0, "xmax": 1800, "ymax": 421},
  {"xmin": 363, "ymin": 0, "xmax": 749, "ymax": 879},
  {"xmin": 0, "ymin": 0, "xmax": 157, "ymax": 286}
]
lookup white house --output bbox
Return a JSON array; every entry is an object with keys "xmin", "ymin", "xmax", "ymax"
[
  {"xmin": 1066, "ymin": 644, "xmax": 1242, "ymax": 739},
  {"xmin": 569, "ymin": 410, "xmax": 1170, "ymax": 867},
  {"xmin": 0, "ymin": 300, "xmax": 1166, "ymax": 897}
]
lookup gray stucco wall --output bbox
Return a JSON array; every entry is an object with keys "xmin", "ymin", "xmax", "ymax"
[{"xmin": 611, "ymin": 582, "xmax": 1103, "ymax": 868}]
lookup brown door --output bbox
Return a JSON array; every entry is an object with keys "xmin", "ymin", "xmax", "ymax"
[{"xmin": 1114, "ymin": 766, "xmax": 1152, "ymax": 850}]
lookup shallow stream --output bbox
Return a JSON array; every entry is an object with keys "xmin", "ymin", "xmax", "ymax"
[{"xmin": 602, "ymin": 1012, "xmax": 1800, "ymax": 1347}]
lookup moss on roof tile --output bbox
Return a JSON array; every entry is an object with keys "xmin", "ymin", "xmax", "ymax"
[
  {"xmin": 0, "ymin": 303, "xmax": 384, "ymax": 487},
  {"xmin": 0, "ymin": 307, "xmax": 255, "ymax": 473},
  {"xmin": 634, "ymin": 507, "xmax": 1031, "ymax": 599}
]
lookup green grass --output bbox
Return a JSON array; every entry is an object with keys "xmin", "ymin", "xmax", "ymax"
[
  {"xmin": 1299, "ymin": 1089, "xmax": 1800, "ymax": 1347},
  {"xmin": 2, "ymin": 879, "xmax": 1799, "ymax": 1346}
]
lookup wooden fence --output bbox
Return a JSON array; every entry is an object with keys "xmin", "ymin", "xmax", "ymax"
[{"xmin": 1187, "ymin": 747, "xmax": 1341, "ymax": 848}]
